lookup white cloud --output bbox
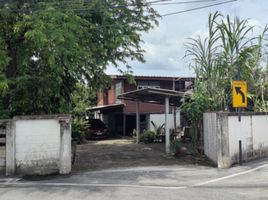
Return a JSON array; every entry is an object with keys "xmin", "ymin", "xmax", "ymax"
[
  {"xmin": 247, "ymin": 19, "xmax": 264, "ymax": 29},
  {"xmin": 106, "ymin": 0, "xmax": 268, "ymax": 77}
]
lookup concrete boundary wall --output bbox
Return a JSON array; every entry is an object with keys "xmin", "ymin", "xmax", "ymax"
[
  {"xmin": 204, "ymin": 112, "xmax": 268, "ymax": 168},
  {"xmin": 5, "ymin": 114, "xmax": 72, "ymax": 176}
]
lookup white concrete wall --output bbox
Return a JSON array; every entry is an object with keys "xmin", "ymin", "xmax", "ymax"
[
  {"xmin": 228, "ymin": 115, "xmax": 268, "ymax": 161},
  {"xmin": 149, "ymin": 111, "xmax": 180, "ymax": 131},
  {"xmin": 228, "ymin": 116, "xmax": 252, "ymax": 162},
  {"xmin": 15, "ymin": 119, "xmax": 61, "ymax": 174},
  {"xmin": 3, "ymin": 115, "xmax": 72, "ymax": 176},
  {"xmin": 251, "ymin": 115, "xmax": 268, "ymax": 155},
  {"xmin": 203, "ymin": 113, "xmax": 217, "ymax": 163},
  {"xmin": 204, "ymin": 112, "xmax": 268, "ymax": 168}
]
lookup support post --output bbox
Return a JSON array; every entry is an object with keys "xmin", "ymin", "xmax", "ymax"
[
  {"xmin": 165, "ymin": 97, "xmax": 170, "ymax": 154},
  {"xmin": 239, "ymin": 140, "xmax": 242, "ymax": 165},
  {"xmin": 59, "ymin": 118, "xmax": 72, "ymax": 174},
  {"xmin": 174, "ymin": 107, "xmax": 177, "ymax": 133},
  {"xmin": 6, "ymin": 120, "xmax": 16, "ymax": 176},
  {"xmin": 172, "ymin": 78, "xmax": 176, "ymax": 133},
  {"xmin": 135, "ymin": 100, "xmax": 140, "ymax": 144},
  {"xmin": 123, "ymin": 114, "xmax": 126, "ymax": 137}
]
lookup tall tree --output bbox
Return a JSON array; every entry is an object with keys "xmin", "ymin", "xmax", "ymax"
[{"xmin": 0, "ymin": 0, "xmax": 159, "ymax": 117}]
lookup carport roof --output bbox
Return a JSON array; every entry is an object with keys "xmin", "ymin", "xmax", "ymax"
[
  {"xmin": 118, "ymin": 88, "xmax": 188, "ymax": 106},
  {"xmin": 88, "ymin": 103, "xmax": 125, "ymax": 111}
]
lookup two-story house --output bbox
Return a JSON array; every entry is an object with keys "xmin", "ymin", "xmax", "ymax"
[{"xmin": 90, "ymin": 75, "xmax": 194, "ymax": 136}]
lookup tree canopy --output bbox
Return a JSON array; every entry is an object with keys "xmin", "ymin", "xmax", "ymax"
[{"xmin": 0, "ymin": 0, "xmax": 159, "ymax": 118}]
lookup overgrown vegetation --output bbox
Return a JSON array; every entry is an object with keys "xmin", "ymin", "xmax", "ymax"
[
  {"xmin": 70, "ymin": 83, "xmax": 95, "ymax": 142},
  {"xmin": 182, "ymin": 12, "xmax": 268, "ymax": 152},
  {"xmin": 71, "ymin": 117, "xmax": 88, "ymax": 144}
]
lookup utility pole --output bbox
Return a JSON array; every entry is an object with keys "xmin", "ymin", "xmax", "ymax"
[{"xmin": 172, "ymin": 77, "xmax": 181, "ymax": 133}]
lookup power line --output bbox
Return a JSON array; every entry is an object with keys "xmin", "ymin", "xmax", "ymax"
[
  {"xmin": 0, "ymin": 0, "xmax": 220, "ymax": 9},
  {"xmin": 0, "ymin": 0, "xmax": 171, "ymax": 7},
  {"xmin": 153, "ymin": 0, "xmax": 218, "ymax": 6},
  {"xmin": 147, "ymin": 0, "xmax": 171, "ymax": 4},
  {"xmin": 161, "ymin": 0, "xmax": 237, "ymax": 17},
  {"xmin": 0, "ymin": 0, "xmax": 237, "ymax": 20},
  {"xmin": 0, "ymin": 0, "xmax": 225, "ymax": 14}
]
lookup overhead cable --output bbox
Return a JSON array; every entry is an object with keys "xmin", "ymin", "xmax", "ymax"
[{"xmin": 161, "ymin": 0, "xmax": 238, "ymax": 17}]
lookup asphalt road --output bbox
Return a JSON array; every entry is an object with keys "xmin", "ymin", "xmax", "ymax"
[{"xmin": 0, "ymin": 158, "xmax": 268, "ymax": 200}]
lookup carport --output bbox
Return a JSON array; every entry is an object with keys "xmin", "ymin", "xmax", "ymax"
[{"xmin": 118, "ymin": 88, "xmax": 186, "ymax": 154}]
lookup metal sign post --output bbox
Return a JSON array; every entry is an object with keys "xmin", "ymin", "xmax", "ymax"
[{"xmin": 232, "ymin": 69, "xmax": 247, "ymax": 165}]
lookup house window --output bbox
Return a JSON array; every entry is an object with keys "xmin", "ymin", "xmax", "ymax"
[
  {"xmin": 115, "ymin": 81, "xmax": 122, "ymax": 103},
  {"xmin": 137, "ymin": 81, "xmax": 160, "ymax": 90}
]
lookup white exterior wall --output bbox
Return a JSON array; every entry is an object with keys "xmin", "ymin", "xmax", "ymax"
[
  {"xmin": 203, "ymin": 113, "xmax": 217, "ymax": 163},
  {"xmin": 3, "ymin": 115, "xmax": 72, "ymax": 176},
  {"xmin": 228, "ymin": 116, "xmax": 252, "ymax": 161},
  {"xmin": 15, "ymin": 119, "xmax": 61, "ymax": 174},
  {"xmin": 251, "ymin": 115, "xmax": 268, "ymax": 154},
  {"xmin": 228, "ymin": 115, "xmax": 268, "ymax": 161},
  {"xmin": 204, "ymin": 112, "xmax": 268, "ymax": 168},
  {"xmin": 149, "ymin": 111, "xmax": 180, "ymax": 131}
]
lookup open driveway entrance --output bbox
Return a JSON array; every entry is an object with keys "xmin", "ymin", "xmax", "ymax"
[
  {"xmin": 2, "ymin": 143, "xmax": 268, "ymax": 200},
  {"xmin": 72, "ymin": 138, "xmax": 204, "ymax": 173}
]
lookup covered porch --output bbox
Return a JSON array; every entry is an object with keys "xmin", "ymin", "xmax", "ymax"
[{"xmin": 118, "ymin": 88, "xmax": 187, "ymax": 154}]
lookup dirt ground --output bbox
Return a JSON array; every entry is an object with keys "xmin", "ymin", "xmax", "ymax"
[{"xmin": 72, "ymin": 137, "xmax": 211, "ymax": 173}]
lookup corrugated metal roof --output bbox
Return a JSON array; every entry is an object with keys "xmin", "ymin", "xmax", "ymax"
[
  {"xmin": 109, "ymin": 75, "xmax": 194, "ymax": 81},
  {"xmin": 118, "ymin": 88, "xmax": 190, "ymax": 106},
  {"xmin": 88, "ymin": 103, "xmax": 125, "ymax": 111}
]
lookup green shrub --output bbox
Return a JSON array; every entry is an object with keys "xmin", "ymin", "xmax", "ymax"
[
  {"xmin": 141, "ymin": 130, "xmax": 155, "ymax": 143},
  {"xmin": 72, "ymin": 118, "xmax": 88, "ymax": 143}
]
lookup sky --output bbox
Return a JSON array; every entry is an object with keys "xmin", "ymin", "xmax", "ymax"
[{"xmin": 106, "ymin": 0, "xmax": 268, "ymax": 77}]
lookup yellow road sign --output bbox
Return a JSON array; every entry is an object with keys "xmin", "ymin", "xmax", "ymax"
[{"xmin": 232, "ymin": 80, "xmax": 247, "ymax": 108}]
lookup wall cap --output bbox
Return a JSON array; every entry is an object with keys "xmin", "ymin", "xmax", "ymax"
[
  {"xmin": 13, "ymin": 114, "xmax": 72, "ymax": 121},
  {"xmin": 204, "ymin": 112, "xmax": 268, "ymax": 117}
]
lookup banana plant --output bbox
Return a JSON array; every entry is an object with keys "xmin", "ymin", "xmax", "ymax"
[{"xmin": 151, "ymin": 121, "xmax": 165, "ymax": 136}]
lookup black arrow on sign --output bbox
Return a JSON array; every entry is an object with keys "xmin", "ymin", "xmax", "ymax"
[{"xmin": 235, "ymin": 87, "xmax": 245, "ymax": 103}]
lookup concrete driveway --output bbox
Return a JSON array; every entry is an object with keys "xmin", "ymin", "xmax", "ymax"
[{"xmin": 72, "ymin": 138, "xmax": 210, "ymax": 172}]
